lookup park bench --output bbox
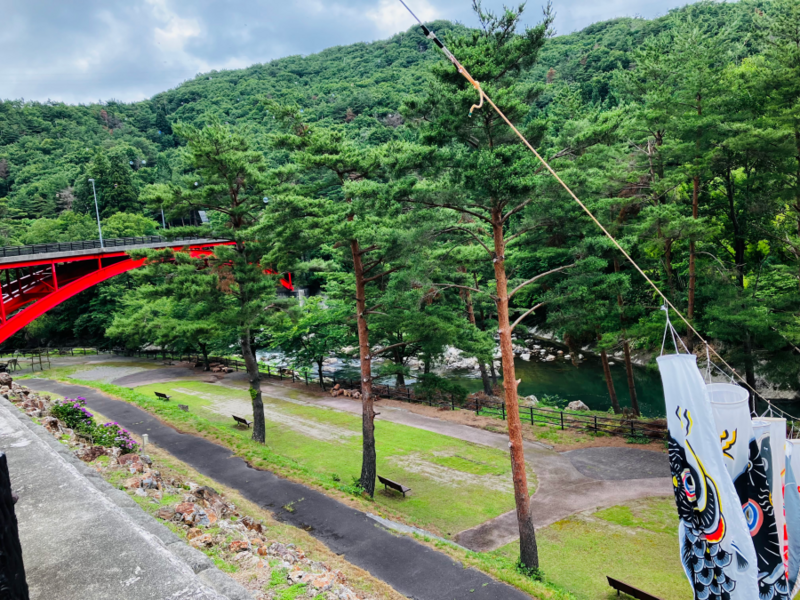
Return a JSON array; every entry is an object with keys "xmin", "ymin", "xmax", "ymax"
[
  {"xmin": 377, "ymin": 475, "xmax": 411, "ymax": 498},
  {"xmin": 232, "ymin": 415, "xmax": 252, "ymax": 429},
  {"xmin": 154, "ymin": 391, "xmax": 171, "ymax": 401},
  {"xmin": 606, "ymin": 577, "xmax": 663, "ymax": 600},
  {"xmin": 178, "ymin": 404, "xmax": 189, "ymax": 412}
]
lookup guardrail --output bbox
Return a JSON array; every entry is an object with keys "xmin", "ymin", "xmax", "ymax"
[{"xmin": 0, "ymin": 236, "xmax": 219, "ymax": 258}]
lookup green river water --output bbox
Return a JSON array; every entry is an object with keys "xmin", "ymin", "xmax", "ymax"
[{"xmin": 448, "ymin": 353, "xmax": 666, "ymax": 418}]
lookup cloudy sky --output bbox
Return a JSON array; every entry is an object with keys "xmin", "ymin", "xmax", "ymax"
[{"xmin": 2, "ymin": 0, "xmax": 690, "ymax": 105}]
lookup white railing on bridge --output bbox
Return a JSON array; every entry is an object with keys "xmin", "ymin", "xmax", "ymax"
[{"xmin": 0, "ymin": 236, "xmax": 220, "ymax": 259}]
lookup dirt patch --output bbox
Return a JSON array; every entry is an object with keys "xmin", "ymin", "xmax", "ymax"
[
  {"xmin": 388, "ymin": 453, "xmax": 514, "ymax": 494},
  {"xmin": 174, "ymin": 387, "xmax": 358, "ymax": 444},
  {"xmin": 73, "ymin": 366, "xmax": 148, "ymax": 383}
]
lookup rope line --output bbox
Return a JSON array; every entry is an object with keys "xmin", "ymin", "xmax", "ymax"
[{"xmin": 396, "ymin": 2, "xmax": 799, "ymax": 423}]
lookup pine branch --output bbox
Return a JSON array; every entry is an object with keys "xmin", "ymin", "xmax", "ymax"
[
  {"xmin": 507, "ymin": 264, "xmax": 576, "ymax": 300},
  {"xmin": 438, "ymin": 227, "xmax": 493, "ymax": 255},
  {"xmin": 510, "ymin": 302, "xmax": 545, "ymax": 331}
]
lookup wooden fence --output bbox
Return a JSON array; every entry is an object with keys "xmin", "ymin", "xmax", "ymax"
[{"xmin": 0, "ymin": 345, "xmax": 667, "ymax": 440}]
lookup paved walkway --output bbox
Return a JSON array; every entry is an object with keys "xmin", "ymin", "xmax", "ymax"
[
  {"xmin": 248, "ymin": 380, "xmax": 673, "ymax": 552},
  {"xmin": 25, "ymin": 379, "xmax": 532, "ymax": 600},
  {"xmin": 0, "ymin": 396, "xmax": 251, "ymax": 600},
  {"xmin": 29, "ymin": 359, "xmax": 674, "ymax": 552}
]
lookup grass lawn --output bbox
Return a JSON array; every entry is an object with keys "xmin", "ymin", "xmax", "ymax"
[
  {"xmin": 497, "ymin": 497, "xmax": 689, "ymax": 600},
  {"xmin": 58, "ymin": 377, "xmax": 536, "ymax": 538},
  {"xmin": 20, "ymin": 369, "xmax": 686, "ymax": 600}
]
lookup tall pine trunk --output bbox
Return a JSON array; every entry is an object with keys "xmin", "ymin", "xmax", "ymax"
[
  {"xmin": 489, "ymin": 361, "xmax": 499, "ymax": 388},
  {"xmin": 795, "ymin": 128, "xmax": 800, "ymax": 290},
  {"xmin": 613, "ymin": 258, "xmax": 638, "ymax": 416},
  {"xmin": 688, "ymin": 96, "xmax": 702, "ymax": 343},
  {"xmin": 199, "ymin": 342, "xmax": 210, "ymax": 371},
  {"xmin": 352, "ymin": 239, "xmax": 376, "ymax": 497},
  {"xmin": 744, "ymin": 332, "xmax": 757, "ymax": 415},
  {"xmin": 622, "ymin": 341, "xmax": 639, "ymax": 417},
  {"xmin": 317, "ymin": 359, "xmax": 326, "ymax": 392},
  {"xmin": 491, "ymin": 212, "xmax": 538, "ymax": 569},
  {"xmin": 599, "ymin": 344, "xmax": 621, "ymax": 415},
  {"xmin": 464, "ymin": 284, "xmax": 492, "ymax": 395},
  {"xmin": 240, "ymin": 330, "xmax": 265, "ymax": 443},
  {"xmin": 688, "ymin": 175, "xmax": 699, "ymax": 335}
]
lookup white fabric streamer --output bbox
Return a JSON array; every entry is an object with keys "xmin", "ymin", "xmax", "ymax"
[
  {"xmin": 659, "ymin": 355, "xmax": 759, "ymax": 599},
  {"xmin": 785, "ymin": 441, "xmax": 800, "ymax": 597},
  {"xmin": 761, "ymin": 417, "xmax": 789, "ymax": 574}
]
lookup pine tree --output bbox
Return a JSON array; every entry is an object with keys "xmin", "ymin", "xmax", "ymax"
[
  {"xmin": 140, "ymin": 118, "xmax": 276, "ymax": 443},
  {"xmin": 402, "ymin": 2, "xmax": 567, "ymax": 569},
  {"xmin": 261, "ymin": 109, "xmax": 436, "ymax": 495}
]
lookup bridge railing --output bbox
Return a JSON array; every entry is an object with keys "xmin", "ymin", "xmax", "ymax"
[{"xmin": 0, "ymin": 236, "xmax": 215, "ymax": 258}]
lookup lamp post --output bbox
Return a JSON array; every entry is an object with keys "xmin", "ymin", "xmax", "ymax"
[{"xmin": 87, "ymin": 178, "xmax": 104, "ymax": 249}]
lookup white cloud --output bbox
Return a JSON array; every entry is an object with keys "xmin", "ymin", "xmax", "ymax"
[
  {"xmin": 1, "ymin": 0, "xmax": 692, "ymax": 104},
  {"xmin": 366, "ymin": 0, "xmax": 441, "ymax": 36}
]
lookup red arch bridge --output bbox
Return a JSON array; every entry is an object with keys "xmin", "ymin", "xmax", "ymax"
[{"xmin": 0, "ymin": 236, "xmax": 293, "ymax": 344}]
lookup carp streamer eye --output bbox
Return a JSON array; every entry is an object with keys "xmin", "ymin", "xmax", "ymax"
[
  {"xmin": 742, "ymin": 500, "xmax": 764, "ymax": 535},
  {"xmin": 681, "ymin": 468, "xmax": 697, "ymax": 502}
]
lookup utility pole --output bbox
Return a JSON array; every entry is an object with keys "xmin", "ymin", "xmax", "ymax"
[{"xmin": 88, "ymin": 178, "xmax": 104, "ymax": 249}]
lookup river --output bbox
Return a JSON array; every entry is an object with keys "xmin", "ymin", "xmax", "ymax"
[{"xmin": 259, "ymin": 346, "xmax": 668, "ymax": 418}]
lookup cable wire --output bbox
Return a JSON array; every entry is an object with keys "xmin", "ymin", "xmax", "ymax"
[{"xmin": 396, "ymin": 1, "xmax": 799, "ymax": 423}]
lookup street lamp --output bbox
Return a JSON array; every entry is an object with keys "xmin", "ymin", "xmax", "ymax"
[{"xmin": 87, "ymin": 178, "xmax": 104, "ymax": 249}]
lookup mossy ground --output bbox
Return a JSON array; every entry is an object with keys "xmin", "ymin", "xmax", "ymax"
[
  {"xmin": 497, "ymin": 497, "xmax": 689, "ymax": 600},
  {"xmin": 22, "ymin": 367, "xmax": 686, "ymax": 599}
]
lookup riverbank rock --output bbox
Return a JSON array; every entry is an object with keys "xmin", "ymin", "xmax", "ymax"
[
  {"xmin": 519, "ymin": 395, "xmax": 538, "ymax": 407},
  {"xmin": 567, "ymin": 400, "xmax": 590, "ymax": 411}
]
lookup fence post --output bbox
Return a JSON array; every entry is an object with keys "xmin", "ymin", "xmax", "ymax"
[
  {"xmin": 631, "ymin": 420, "xmax": 635, "ymax": 436},
  {"xmin": 531, "ymin": 406, "xmax": 535, "ymax": 425},
  {"xmin": 501, "ymin": 402, "xmax": 505, "ymax": 420},
  {"xmin": 451, "ymin": 395, "xmax": 455, "ymax": 411},
  {"xmin": 594, "ymin": 415, "xmax": 598, "ymax": 432},
  {"xmin": 560, "ymin": 411, "xmax": 564, "ymax": 430},
  {"xmin": 305, "ymin": 372, "xmax": 308, "ymax": 385},
  {"xmin": 476, "ymin": 398, "xmax": 480, "ymax": 416},
  {"xmin": 267, "ymin": 365, "xmax": 270, "ymax": 378},
  {"xmin": 292, "ymin": 371, "xmax": 296, "ymax": 383}
]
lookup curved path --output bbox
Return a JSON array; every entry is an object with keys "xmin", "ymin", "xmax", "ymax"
[
  {"xmin": 25, "ymin": 379, "xmax": 531, "ymax": 600},
  {"xmin": 233, "ymin": 378, "xmax": 674, "ymax": 552},
  {"xmin": 44, "ymin": 359, "xmax": 674, "ymax": 551}
]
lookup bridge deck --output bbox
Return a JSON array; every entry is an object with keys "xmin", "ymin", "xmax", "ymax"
[{"xmin": 0, "ymin": 237, "xmax": 224, "ymax": 267}]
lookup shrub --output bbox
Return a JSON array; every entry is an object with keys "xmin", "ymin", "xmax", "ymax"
[
  {"xmin": 515, "ymin": 559, "xmax": 544, "ymax": 581},
  {"xmin": 93, "ymin": 422, "xmax": 139, "ymax": 454},
  {"xmin": 50, "ymin": 398, "xmax": 138, "ymax": 453},
  {"xmin": 51, "ymin": 397, "xmax": 94, "ymax": 433},
  {"xmin": 538, "ymin": 394, "xmax": 569, "ymax": 409},
  {"xmin": 414, "ymin": 373, "xmax": 468, "ymax": 404}
]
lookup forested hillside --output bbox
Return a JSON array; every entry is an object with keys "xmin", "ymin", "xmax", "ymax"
[{"xmin": 0, "ymin": 0, "xmax": 798, "ymax": 406}]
